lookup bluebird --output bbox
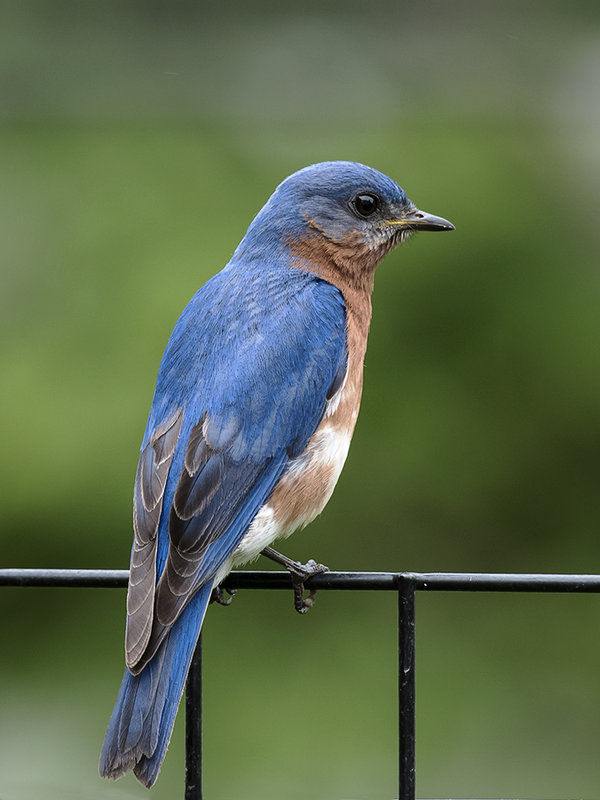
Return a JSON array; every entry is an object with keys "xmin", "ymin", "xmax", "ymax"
[{"xmin": 99, "ymin": 161, "xmax": 454, "ymax": 787}]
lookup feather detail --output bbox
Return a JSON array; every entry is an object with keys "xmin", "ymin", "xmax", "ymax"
[{"xmin": 126, "ymin": 409, "xmax": 183, "ymax": 671}]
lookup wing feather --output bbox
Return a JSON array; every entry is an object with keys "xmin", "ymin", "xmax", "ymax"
[
  {"xmin": 125, "ymin": 409, "xmax": 182, "ymax": 670},
  {"xmin": 127, "ymin": 268, "xmax": 348, "ymax": 673}
]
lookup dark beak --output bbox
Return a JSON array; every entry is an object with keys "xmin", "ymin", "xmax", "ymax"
[{"xmin": 388, "ymin": 208, "xmax": 455, "ymax": 232}]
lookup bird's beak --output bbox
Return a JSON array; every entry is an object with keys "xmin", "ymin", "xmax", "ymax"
[{"xmin": 386, "ymin": 208, "xmax": 455, "ymax": 232}]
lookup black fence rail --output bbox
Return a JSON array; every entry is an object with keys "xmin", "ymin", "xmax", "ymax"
[{"xmin": 2, "ymin": 567, "xmax": 600, "ymax": 800}]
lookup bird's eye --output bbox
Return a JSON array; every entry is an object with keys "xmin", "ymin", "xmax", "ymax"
[{"xmin": 352, "ymin": 193, "xmax": 380, "ymax": 218}]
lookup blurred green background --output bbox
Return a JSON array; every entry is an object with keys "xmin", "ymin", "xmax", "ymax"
[{"xmin": 2, "ymin": 1, "xmax": 600, "ymax": 798}]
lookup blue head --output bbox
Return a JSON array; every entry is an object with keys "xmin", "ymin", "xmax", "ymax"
[{"xmin": 231, "ymin": 161, "xmax": 453, "ymax": 281}]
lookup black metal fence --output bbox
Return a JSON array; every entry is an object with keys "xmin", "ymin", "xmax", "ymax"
[{"xmin": 2, "ymin": 567, "xmax": 600, "ymax": 800}]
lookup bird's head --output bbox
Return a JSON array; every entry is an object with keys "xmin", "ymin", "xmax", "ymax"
[{"xmin": 233, "ymin": 161, "xmax": 454, "ymax": 290}]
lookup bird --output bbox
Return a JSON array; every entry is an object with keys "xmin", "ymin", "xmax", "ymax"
[{"xmin": 99, "ymin": 161, "xmax": 454, "ymax": 787}]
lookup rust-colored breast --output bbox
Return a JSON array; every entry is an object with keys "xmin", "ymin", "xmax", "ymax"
[
  {"xmin": 268, "ymin": 270, "xmax": 372, "ymax": 536},
  {"xmin": 227, "ymin": 232, "xmax": 377, "ymax": 565}
]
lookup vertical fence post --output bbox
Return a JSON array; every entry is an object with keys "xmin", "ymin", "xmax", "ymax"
[
  {"xmin": 185, "ymin": 634, "xmax": 203, "ymax": 800},
  {"xmin": 398, "ymin": 575, "xmax": 416, "ymax": 800}
]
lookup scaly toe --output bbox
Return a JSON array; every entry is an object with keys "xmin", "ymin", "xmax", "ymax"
[{"xmin": 210, "ymin": 586, "xmax": 237, "ymax": 606}]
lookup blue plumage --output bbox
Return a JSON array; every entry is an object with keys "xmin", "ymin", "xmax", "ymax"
[
  {"xmin": 100, "ymin": 161, "xmax": 454, "ymax": 787},
  {"xmin": 150, "ymin": 264, "xmax": 348, "ymax": 583},
  {"xmin": 101, "ymin": 263, "xmax": 347, "ymax": 784},
  {"xmin": 100, "ymin": 582, "xmax": 213, "ymax": 786}
]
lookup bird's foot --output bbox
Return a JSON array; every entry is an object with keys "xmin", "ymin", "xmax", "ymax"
[
  {"xmin": 260, "ymin": 546, "xmax": 329, "ymax": 614},
  {"xmin": 290, "ymin": 558, "xmax": 330, "ymax": 614},
  {"xmin": 210, "ymin": 585, "xmax": 237, "ymax": 606}
]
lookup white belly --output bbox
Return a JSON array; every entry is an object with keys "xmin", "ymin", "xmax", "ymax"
[{"xmin": 213, "ymin": 424, "xmax": 352, "ymax": 585}]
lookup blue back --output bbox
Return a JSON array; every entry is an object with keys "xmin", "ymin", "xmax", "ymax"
[{"xmin": 147, "ymin": 261, "xmax": 347, "ymax": 587}]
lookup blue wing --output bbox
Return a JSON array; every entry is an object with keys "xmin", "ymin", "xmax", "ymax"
[
  {"xmin": 125, "ymin": 262, "xmax": 348, "ymax": 673},
  {"xmin": 100, "ymin": 263, "xmax": 347, "ymax": 785}
]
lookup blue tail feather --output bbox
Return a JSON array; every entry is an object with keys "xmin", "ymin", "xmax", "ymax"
[{"xmin": 99, "ymin": 581, "xmax": 213, "ymax": 787}]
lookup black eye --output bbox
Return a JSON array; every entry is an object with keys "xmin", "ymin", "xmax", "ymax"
[{"xmin": 352, "ymin": 193, "xmax": 380, "ymax": 218}]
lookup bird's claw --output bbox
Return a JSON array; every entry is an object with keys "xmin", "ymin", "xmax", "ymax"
[
  {"xmin": 210, "ymin": 585, "xmax": 237, "ymax": 606},
  {"xmin": 293, "ymin": 585, "xmax": 317, "ymax": 614},
  {"xmin": 260, "ymin": 546, "xmax": 329, "ymax": 613},
  {"xmin": 288, "ymin": 559, "xmax": 329, "ymax": 614}
]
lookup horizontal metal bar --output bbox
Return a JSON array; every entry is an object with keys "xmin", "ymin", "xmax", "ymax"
[
  {"xmin": 225, "ymin": 570, "xmax": 600, "ymax": 592},
  {"xmin": 0, "ymin": 568, "xmax": 129, "ymax": 587},
  {"xmin": 223, "ymin": 570, "xmax": 398, "ymax": 590},
  {"xmin": 407, "ymin": 572, "xmax": 600, "ymax": 592},
  {"xmin": 2, "ymin": 568, "xmax": 600, "ymax": 592}
]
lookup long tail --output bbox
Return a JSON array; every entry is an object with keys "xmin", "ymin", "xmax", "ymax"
[{"xmin": 99, "ymin": 580, "xmax": 213, "ymax": 788}]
